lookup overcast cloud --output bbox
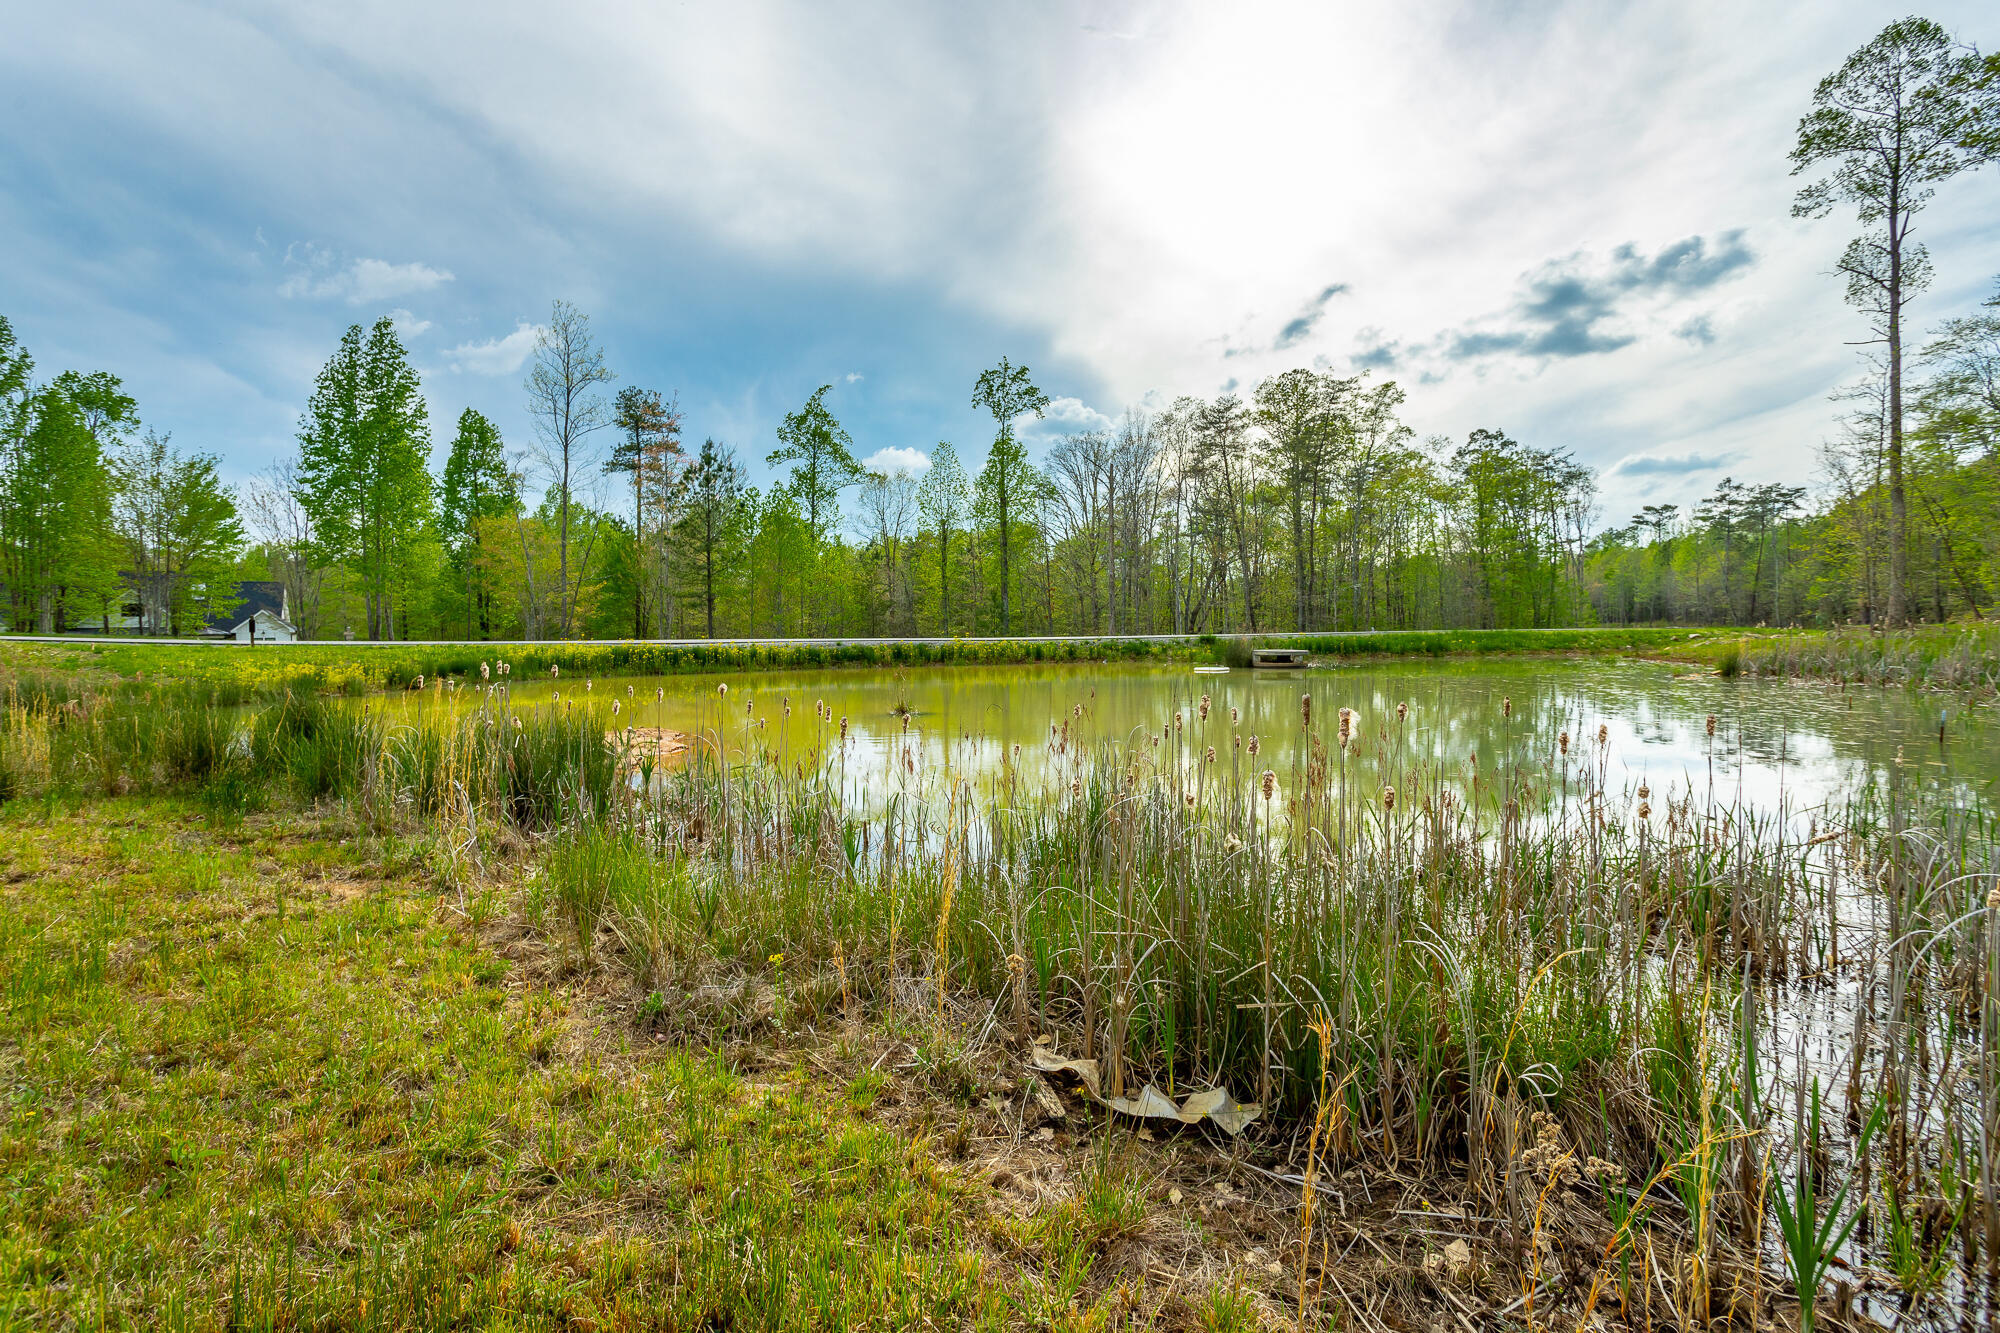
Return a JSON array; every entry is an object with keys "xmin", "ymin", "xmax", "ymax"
[{"xmin": 2, "ymin": 0, "xmax": 1996, "ymax": 527}]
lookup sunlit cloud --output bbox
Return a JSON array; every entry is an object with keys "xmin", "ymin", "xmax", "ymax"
[{"xmin": 443, "ymin": 322, "xmax": 541, "ymax": 375}]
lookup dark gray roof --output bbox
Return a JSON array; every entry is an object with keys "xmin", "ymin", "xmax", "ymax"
[{"xmin": 205, "ymin": 581, "xmax": 288, "ymax": 631}]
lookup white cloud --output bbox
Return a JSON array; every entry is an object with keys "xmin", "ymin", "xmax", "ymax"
[
  {"xmin": 1026, "ymin": 395, "xmax": 1114, "ymax": 435},
  {"xmin": 387, "ymin": 308, "xmax": 431, "ymax": 337},
  {"xmin": 279, "ymin": 246, "xmax": 454, "ymax": 304},
  {"xmin": 443, "ymin": 321, "xmax": 542, "ymax": 375},
  {"xmin": 862, "ymin": 445, "xmax": 930, "ymax": 475},
  {"xmin": 845, "ymin": 371, "xmax": 864, "ymax": 383}
]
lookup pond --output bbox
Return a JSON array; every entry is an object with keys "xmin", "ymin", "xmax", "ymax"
[{"xmin": 408, "ymin": 655, "xmax": 1998, "ymax": 822}]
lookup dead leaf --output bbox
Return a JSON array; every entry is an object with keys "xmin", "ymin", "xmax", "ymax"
[{"xmin": 1028, "ymin": 1045, "xmax": 1261, "ymax": 1136}]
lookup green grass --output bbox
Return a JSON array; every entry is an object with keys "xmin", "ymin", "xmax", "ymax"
[
  {"xmin": 0, "ymin": 624, "xmax": 1780, "ymax": 698},
  {"xmin": 0, "ymin": 800, "xmax": 1266, "ymax": 1331}
]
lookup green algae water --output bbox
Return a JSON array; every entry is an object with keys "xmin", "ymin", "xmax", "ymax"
[{"xmin": 393, "ymin": 655, "xmax": 1997, "ymax": 820}]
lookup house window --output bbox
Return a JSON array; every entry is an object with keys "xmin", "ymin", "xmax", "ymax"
[{"xmin": 121, "ymin": 604, "xmax": 142, "ymax": 617}]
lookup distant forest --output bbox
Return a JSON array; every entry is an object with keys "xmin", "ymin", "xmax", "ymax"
[{"xmin": 2, "ymin": 18, "xmax": 1996, "ymax": 641}]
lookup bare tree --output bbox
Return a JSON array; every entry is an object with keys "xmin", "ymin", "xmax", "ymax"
[
  {"xmin": 525, "ymin": 300, "xmax": 615, "ymax": 637},
  {"xmin": 243, "ymin": 459, "xmax": 322, "ymax": 637}
]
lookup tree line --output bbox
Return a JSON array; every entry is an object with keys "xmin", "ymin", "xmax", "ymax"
[{"xmin": 2, "ymin": 17, "xmax": 1993, "ymax": 641}]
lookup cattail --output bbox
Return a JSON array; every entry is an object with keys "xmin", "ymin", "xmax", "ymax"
[
  {"xmin": 1300, "ymin": 694, "xmax": 1313, "ymax": 727},
  {"xmin": 1073, "ymin": 703, "xmax": 1083, "ymax": 719},
  {"xmin": 1247, "ymin": 735, "xmax": 1260, "ymax": 756},
  {"xmin": 1558, "ymin": 730, "xmax": 1569, "ymax": 755},
  {"xmin": 783, "ymin": 700, "xmax": 792, "ymax": 717},
  {"xmin": 901, "ymin": 715, "xmax": 910, "ymax": 732},
  {"xmin": 1396, "ymin": 700, "xmax": 1407, "ymax": 721},
  {"xmin": 1338, "ymin": 707, "xmax": 1354, "ymax": 747},
  {"xmin": 1071, "ymin": 778, "xmax": 1083, "ymax": 799},
  {"xmin": 480, "ymin": 661, "xmax": 491, "ymax": 680},
  {"xmin": 552, "ymin": 689, "xmax": 560, "ymax": 702},
  {"xmin": 1637, "ymin": 801, "xmax": 1652, "ymax": 820},
  {"xmin": 1502, "ymin": 695, "xmax": 1512, "ymax": 719},
  {"xmin": 746, "ymin": 700, "xmax": 753, "ymax": 715},
  {"xmin": 1230, "ymin": 706, "xmax": 1240, "ymax": 724},
  {"xmin": 1596, "ymin": 723, "xmax": 1607, "ymax": 746},
  {"xmin": 626, "ymin": 684, "xmax": 633, "ymax": 697},
  {"xmin": 611, "ymin": 700, "xmax": 621, "ymax": 716},
  {"xmin": 656, "ymin": 687, "xmax": 663, "ymax": 701},
  {"xmin": 1199, "ymin": 695, "xmax": 1211, "ymax": 721},
  {"xmin": 586, "ymin": 679, "xmax": 594, "ymax": 693},
  {"xmin": 839, "ymin": 716, "xmax": 848, "ymax": 739},
  {"xmin": 718, "ymin": 683, "xmax": 729, "ymax": 696},
  {"xmin": 1988, "ymin": 884, "xmax": 1999, "ymax": 910},
  {"xmin": 1174, "ymin": 711, "xmax": 1183, "ymax": 733},
  {"xmin": 1382, "ymin": 785, "xmax": 1396, "ymax": 811},
  {"xmin": 1637, "ymin": 783, "xmax": 1650, "ymax": 801},
  {"xmin": 551, "ymin": 664, "xmax": 559, "ymax": 678},
  {"xmin": 1185, "ymin": 791, "xmax": 1197, "ymax": 809},
  {"xmin": 512, "ymin": 716, "xmax": 522, "ymax": 730},
  {"xmin": 1705, "ymin": 714, "xmax": 1717, "ymax": 737},
  {"xmin": 1205, "ymin": 745, "xmax": 1216, "ymax": 764},
  {"xmin": 414, "ymin": 675, "xmax": 423, "ymax": 689},
  {"xmin": 1260, "ymin": 770, "xmax": 1276, "ymax": 800},
  {"xmin": 1011, "ymin": 743, "xmax": 1021, "ymax": 760},
  {"xmin": 1232, "ymin": 735, "xmax": 1242, "ymax": 752}
]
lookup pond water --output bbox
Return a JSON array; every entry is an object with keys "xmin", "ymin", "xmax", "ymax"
[{"xmin": 416, "ymin": 655, "xmax": 1997, "ymax": 820}]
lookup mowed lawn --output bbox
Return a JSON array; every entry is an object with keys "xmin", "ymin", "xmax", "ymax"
[{"xmin": 0, "ymin": 801, "xmax": 1241, "ymax": 1331}]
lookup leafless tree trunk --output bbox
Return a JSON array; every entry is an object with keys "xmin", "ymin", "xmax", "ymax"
[{"xmin": 525, "ymin": 301, "xmax": 615, "ymax": 638}]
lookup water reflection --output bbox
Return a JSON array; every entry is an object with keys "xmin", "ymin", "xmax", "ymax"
[{"xmin": 417, "ymin": 658, "xmax": 1994, "ymax": 820}]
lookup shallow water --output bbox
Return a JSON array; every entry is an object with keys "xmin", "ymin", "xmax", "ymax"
[{"xmin": 411, "ymin": 655, "xmax": 1998, "ymax": 820}]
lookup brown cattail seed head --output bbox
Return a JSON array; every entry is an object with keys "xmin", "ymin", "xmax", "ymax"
[
  {"xmin": 1637, "ymin": 783, "xmax": 1650, "ymax": 800},
  {"xmin": 1502, "ymin": 695, "xmax": 1512, "ymax": 719},
  {"xmin": 1706, "ymin": 714, "xmax": 1717, "ymax": 736},
  {"xmin": 656, "ymin": 687, "xmax": 663, "ymax": 701},
  {"xmin": 1072, "ymin": 778, "xmax": 1082, "ymax": 798},
  {"xmin": 1199, "ymin": 695, "xmax": 1211, "ymax": 721},
  {"xmin": 611, "ymin": 699, "xmax": 621, "ymax": 716},
  {"xmin": 481, "ymin": 661, "xmax": 491, "ymax": 680},
  {"xmin": 627, "ymin": 684, "xmax": 633, "ymax": 696},
  {"xmin": 414, "ymin": 675, "xmax": 424, "ymax": 689},
  {"xmin": 1230, "ymin": 706, "xmax": 1240, "ymax": 724},
  {"xmin": 1205, "ymin": 745, "xmax": 1216, "ymax": 764},
  {"xmin": 1637, "ymin": 801, "xmax": 1652, "ymax": 820},
  {"xmin": 1396, "ymin": 701, "xmax": 1408, "ymax": 721},
  {"xmin": 718, "ymin": 682, "xmax": 728, "ymax": 695},
  {"xmin": 839, "ymin": 716, "xmax": 848, "ymax": 738},
  {"xmin": 1247, "ymin": 735, "xmax": 1260, "ymax": 756},
  {"xmin": 1596, "ymin": 723, "xmax": 1607, "ymax": 745},
  {"xmin": 1559, "ymin": 730, "xmax": 1570, "ymax": 755},
  {"xmin": 1260, "ymin": 770, "xmax": 1276, "ymax": 800},
  {"xmin": 551, "ymin": 664, "xmax": 559, "ymax": 678},
  {"xmin": 1383, "ymin": 785, "xmax": 1396, "ymax": 811},
  {"xmin": 1338, "ymin": 707, "xmax": 1354, "ymax": 745},
  {"xmin": 1301, "ymin": 695, "xmax": 1312, "ymax": 726},
  {"xmin": 1988, "ymin": 884, "xmax": 2000, "ymax": 910}
]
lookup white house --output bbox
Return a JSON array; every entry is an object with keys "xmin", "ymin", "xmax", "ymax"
[
  {"xmin": 206, "ymin": 583, "xmax": 298, "ymax": 642},
  {"xmin": 55, "ymin": 577, "xmax": 298, "ymax": 640}
]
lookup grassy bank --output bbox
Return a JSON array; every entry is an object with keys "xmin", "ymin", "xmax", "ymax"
[
  {"xmin": 1741, "ymin": 624, "xmax": 2000, "ymax": 694},
  {"xmin": 2, "ymin": 800, "xmax": 1293, "ymax": 1330},
  {"xmin": 2, "ymin": 667, "xmax": 1996, "ymax": 1328},
  {"xmin": 0, "ymin": 625, "xmax": 1772, "ymax": 699}
]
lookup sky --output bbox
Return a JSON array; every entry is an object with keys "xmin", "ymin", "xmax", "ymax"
[{"xmin": 4, "ymin": 0, "xmax": 1998, "ymax": 534}]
